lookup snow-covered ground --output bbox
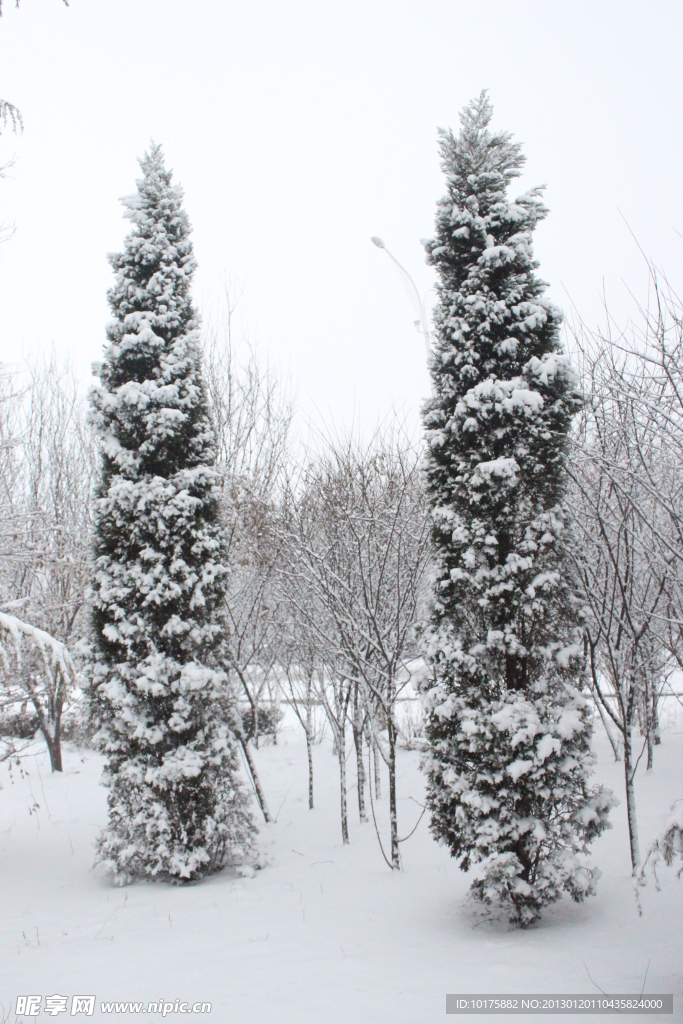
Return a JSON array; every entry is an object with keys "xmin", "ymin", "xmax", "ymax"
[{"xmin": 1, "ymin": 706, "xmax": 681, "ymax": 1024}]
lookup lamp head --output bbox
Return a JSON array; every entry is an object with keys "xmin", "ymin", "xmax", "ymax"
[{"xmin": 370, "ymin": 236, "xmax": 385, "ymax": 249}]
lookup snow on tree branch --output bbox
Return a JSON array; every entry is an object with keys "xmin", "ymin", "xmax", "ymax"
[{"xmin": 0, "ymin": 610, "xmax": 76, "ymax": 685}]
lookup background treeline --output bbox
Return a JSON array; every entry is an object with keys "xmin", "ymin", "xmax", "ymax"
[{"xmin": 1, "ymin": 265, "xmax": 682, "ymax": 877}]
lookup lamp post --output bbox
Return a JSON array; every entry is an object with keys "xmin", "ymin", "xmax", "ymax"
[{"xmin": 371, "ymin": 236, "xmax": 431, "ymax": 357}]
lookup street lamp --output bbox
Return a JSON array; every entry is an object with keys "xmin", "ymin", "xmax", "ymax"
[{"xmin": 371, "ymin": 236, "xmax": 431, "ymax": 357}]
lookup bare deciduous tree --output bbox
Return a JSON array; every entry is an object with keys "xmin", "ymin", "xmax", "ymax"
[
  {"xmin": 279, "ymin": 423, "xmax": 431, "ymax": 865},
  {"xmin": 203, "ymin": 286, "xmax": 293, "ymax": 820},
  {"xmin": 278, "ymin": 627, "xmax": 326, "ymax": 811},
  {"xmin": 0, "ymin": 611, "xmax": 76, "ymax": 770},
  {"xmin": 0, "ymin": 356, "xmax": 93, "ymax": 770},
  {"xmin": 566, "ymin": 264, "xmax": 683, "ymax": 873}
]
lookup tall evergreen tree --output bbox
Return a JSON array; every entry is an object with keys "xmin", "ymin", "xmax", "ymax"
[
  {"xmin": 420, "ymin": 93, "xmax": 613, "ymax": 926},
  {"xmin": 89, "ymin": 145, "xmax": 254, "ymax": 883}
]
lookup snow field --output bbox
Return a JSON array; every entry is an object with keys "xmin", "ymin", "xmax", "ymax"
[{"xmin": 1, "ymin": 707, "xmax": 682, "ymax": 1024}]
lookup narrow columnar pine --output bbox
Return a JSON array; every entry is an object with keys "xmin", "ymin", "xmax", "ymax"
[
  {"xmin": 420, "ymin": 93, "xmax": 614, "ymax": 926},
  {"xmin": 89, "ymin": 145, "xmax": 254, "ymax": 883}
]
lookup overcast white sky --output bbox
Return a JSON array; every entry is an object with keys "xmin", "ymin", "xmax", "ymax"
[{"xmin": 1, "ymin": 0, "xmax": 682, "ymax": 433}]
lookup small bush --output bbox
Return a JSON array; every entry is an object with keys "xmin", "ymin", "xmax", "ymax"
[{"xmin": 241, "ymin": 704, "xmax": 284, "ymax": 743}]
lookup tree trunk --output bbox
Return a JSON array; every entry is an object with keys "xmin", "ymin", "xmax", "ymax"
[
  {"xmin": 44, "ymin": 731, "xmax": 63, "ymax": 772},
  {"xmin": 645, "ymin": 688, "xmax": 654, "ymax": 772},
  {"xmin": 336, "ymin": 725, "xmax": 349, "ymax": 844},
  {"xmin": 305, "ymin": 702, "xmax": 314, "ymax": 811},
  {"xmin": 584, "ymin": 642, "xmax": 621, "ymax": 761},
  {"xmin": 623, "ymin": 725, "xmax": 640, "ymax": 874},
  {"xmin": 352, "ymin": 690, "xmax": 367, "ymax": 822},
  {"xmin": 595, "ymin": 693, "xmax": 622, "ymax": 762},
  {"xmin": 240, "ymin": 737, "xmax": 271, "ymax": 822},
  {"xmin": 652, "ymin": 685, "xmax": 661, "ymax": 746},
  {"xmin": 227, "ymin": 700, "xmax": 271, "ymax": 821},
  {"xmin": 387, "ymin": 716, "xmax": 400, "ymax": 869},
  {"xmin": 33, "ymin": 694, "xmax": 63, "ymax": 773},
  {"xmin": 373, "ymin": 734, "xmax": 381, "ymax": 798}
]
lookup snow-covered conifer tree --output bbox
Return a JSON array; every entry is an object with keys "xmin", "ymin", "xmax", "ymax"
[
  {"xmin": 89, "ymin": 145, "xmax": 254, "ymax": 883},
  {"xmin": 420, "ymin": 93, "xmax": 613, "ymax": 926}
]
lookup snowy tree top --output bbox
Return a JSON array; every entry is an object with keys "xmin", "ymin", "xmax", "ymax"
[
  {"xmin": 91, "ymin": 145, "xmax": 218, "ymax": 481},
  {"xmin": 107, "ymin": 144, "xmax": 197, "ymax": 342},
  {"xmin": 438, "ymin": 90, "xmax": 525, "ymax": 192},
  {"xmin": 427, "ymin": 89, "xmax": 549, "ymax": 265},
  {"xmin": 422, "ymin": 91, "xmax": 563, "ymax": 400}
]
